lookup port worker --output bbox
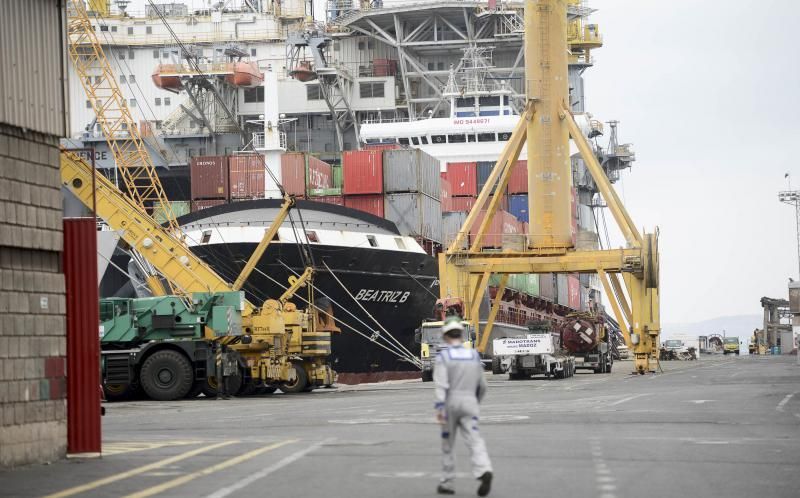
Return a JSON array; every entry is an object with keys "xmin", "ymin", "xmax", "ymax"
[
  {"xmin": 216, "ymin": 345, "xmax": 237, "ymax": 400},
  {"xmin": 434, "ymin": 315, "xmax": 493, "ymax": 496}
]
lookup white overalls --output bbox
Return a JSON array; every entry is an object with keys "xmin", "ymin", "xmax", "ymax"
[{"xmin": 433, "ymin": 344, "xmax": 492, "ymax": 488}]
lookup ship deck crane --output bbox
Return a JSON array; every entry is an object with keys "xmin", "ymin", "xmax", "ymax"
[
  {"xmin": 440, "ymin": 0, "xmax": 660, "ymax": 374},
  {"xmin": 63, "ymin": 0, "xmax": 335, "ymax": 395}
]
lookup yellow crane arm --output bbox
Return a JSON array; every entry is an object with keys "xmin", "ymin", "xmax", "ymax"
[
  {"xmin": 61, "ymin": 150, "xmax": 255, "ymax": 316},
  {"xmin": 66, "ymin": 0, "xmax": 180, "ymax": 233},
  {"xmin": 232, "ymin": 195, "xmax": 296, "ymax": 291},
  {"xmin": 279, "ymin": 267, "xmax": 314, "ymax": 305}
]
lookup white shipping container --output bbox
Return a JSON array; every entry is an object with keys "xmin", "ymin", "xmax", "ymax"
[
  {"xmin": 442, "ymin": 211, "xmax": 468, "ymax": 249},
  {"xmin": 556, "ymin": 274, "xmax": 569, "ymax": 306},
  {"xmin": 384, "ymin": 193, "xmax": 443, "ymax": 243},
  {"xmin": 382, "ymin": 149, "xmax": 441, "ymax": 199}
]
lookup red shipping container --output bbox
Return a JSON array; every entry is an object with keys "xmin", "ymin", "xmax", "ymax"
[
  {"xmin": 344, "ymin": 194, "xmax": 384, "ymax": 217},
  {"xmin": 363, "ymin": 143, "xmax": 400, "ymax": 151},
  {"xmin": 307, "ymin": 155, "xmax": 333, "ymax": 190},
  {"xmin": 508, "ymin": 160, "xmax": 528, "ymax": 194},
  {"xmin": 343, "ymin": 150, "xmax": 383, "ymax": 194},
  {"xmin": 470, "ymin": 210, "xmax": 520, "ymax": 248},
  {"xmin": 446, "ymin": 162, "xmax": 477, "ymax": 196},
  {"xmin": 440, "ymin": 178, "xmax": 453, "ymax": 212},
  {"xmin": 191, "ymin": 156, "xmax": 228, "ymax": 200},
  {"xmin": 448, "ymin": 196, "xmax": 476, "ymax": 213},
  {"xmin": 229, "ymin": 154, "xmax": 265, "ymax": 199},
  {"xmin": 313, "ymin": 195, "xmax": 344, "ymax": 206},
  {"xmin": 192, "ymin": 199, "xmax": 226, "ymax": 211},
  {"xmin": 568, "ymin": 275, "xmax": 581, "ymax": 310},
  {"xmin": 63, "ymin": 218, "xmax": 101, "ymax": 455},
  {"xmin": 280, "ymin": 153, "xmax": 306, "ymax": 196}
]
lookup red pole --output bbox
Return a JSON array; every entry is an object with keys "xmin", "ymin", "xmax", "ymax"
[{"xmin": 63, "ymin": 218, "xmax": 101, "ymax": 456}]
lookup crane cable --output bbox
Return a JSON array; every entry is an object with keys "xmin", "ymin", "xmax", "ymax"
[
  {"xmin": 145, "ymin": 0, "xmax": 318, "ymax": 286},
  {"xmin": 276, "ymin": 260, "xmax": 421, "ymax": 367},
  {"xmin": 249, "ymin": 265, "xmax": 420, "ymax": 366},
  {"xmin": 320, "ymin": 259, "xmax": 420, "ymax": 363}
]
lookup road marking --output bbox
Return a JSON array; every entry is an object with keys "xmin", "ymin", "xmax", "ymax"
[
  {"xmin": 102, "ymin": 440, "xmax": 201, "ymax": 456},
  {"xmin": 124, "ymin": 439, "xmax": 296, "ymax": 498},
  {"xmin": 776, "ymin": 392, "xmax": 797, "ymax": 413},
  {"xmin": 205, "ymin": 439, "xmax": 330, "ymax": 498},
  {"xmin": 43, "ymin": 440, "xmax": 237, "ymax": 498},
  {"xmin": 685, "ymin": 400, "xmax": 715, "ymax": 404},
  {"xmin": 609, "ymin": 393, "xmax": 650, "ymax": 406}
]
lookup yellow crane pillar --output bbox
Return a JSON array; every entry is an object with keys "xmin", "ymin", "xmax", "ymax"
[{"xmin": 526, "ymin": 0, "xmax": 573, "ymax": 249}]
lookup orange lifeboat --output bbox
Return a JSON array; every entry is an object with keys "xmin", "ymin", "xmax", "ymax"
[
  {"xmin": 289, "ymin": 61, "xmax": 317, "ymax": 82},
  {"xmin": 151, "ymin": 64, "xmax": 181, "ymax": 91},
  {"xmin": 225, "ymin": 62, "xmax": 264, "ymax": 88}
]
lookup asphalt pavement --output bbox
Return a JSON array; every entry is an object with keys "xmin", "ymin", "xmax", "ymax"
[{"xmin": 1, "ymin": 355, "xmax": 799, "ymax": 498}]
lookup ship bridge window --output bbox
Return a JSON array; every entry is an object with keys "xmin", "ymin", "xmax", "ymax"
[
  {"xmin": 456, "ymin": 111, "xmax": 477, "ymax": 117},
  {"xmin": 244, "ymin": 86, "xmax": 265, "ymax": 103},
  {"xmin": 479, "ymin": 110, "xmax": 500, "ymax": 117},
  {"xmin": 307, "ymin": 84, "xmax": 322, "ymax": 100},
  {"xmin": 359, "ymin": 82, "xmax": 385, "ymax": 99},
  {"xmin": 498, "ymin": 132, "xmax": 512, "ymax": 141},
  {"xmin": 398, "ymin": 138, "xmax": 410, "ymax": 145},
  {"xmin": 477, "ymin": 133, "xmax": 495, "ymax": 142},
  {"xmin": 456, "ymin": 97, "xmax": 475, "ymax": 107},
  {"xmin": 395, "ymin": 237, "xmax": 407, "ymax": 250},
  {"xmin": 367, "ymin": 235, "xmax": 378, "ymax": 247},
  {"xmin": 411, "ymin": 137, "xmax": 419, "ymax": 145},
  {"xmin": 431, "ymin": 135, "xmax": 445, "ymax": 144},
  {"xmin": 503, "ymin": 96, "xmax": 510, "ymax": 105},
  {"xmin": 447, "ymin": 134, "xmax": 466, "ymax": 143},
  {"xmin": 420, "ymin": 136, "xmax": 428, "ymax": 144},
  {"xmin": 479, "ymin": 96, "xmax": 500, "ymax": 106},
  {"xmin": 467, "ymin": 134, "xmax": 477, "ymax": 142},
  {"xmin": 306, "ymin": 231, "xmax": 319, "ymax": 243}
]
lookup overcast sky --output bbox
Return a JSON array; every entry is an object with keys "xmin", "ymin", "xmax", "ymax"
[{"xmin": 584, "ymin": 0, "xmax": 800, "ymax": 323}]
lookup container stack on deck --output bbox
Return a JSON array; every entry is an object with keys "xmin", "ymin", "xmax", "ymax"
[{"xmin": 190, "ymin": 155, "xmax": 228, "ymax": 211}]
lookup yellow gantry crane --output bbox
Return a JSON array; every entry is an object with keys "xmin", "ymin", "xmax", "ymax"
[{"xmin": 440, "ymin": 0, "xmax": 661, "ymax": 374}]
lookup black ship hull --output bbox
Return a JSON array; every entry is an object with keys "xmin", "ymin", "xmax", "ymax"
[{"xmin": 189, "ymin": 241, "xmax": 439, "ymax": 377}]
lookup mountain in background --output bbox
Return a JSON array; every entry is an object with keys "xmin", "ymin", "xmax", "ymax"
[{"xmin": 662, "ymin": 314, "xmax": 762, "ymax": 339}]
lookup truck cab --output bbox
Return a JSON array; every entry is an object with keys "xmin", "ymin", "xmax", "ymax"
[
  {"xmin": 723, "ymin": 337, "xmax": 740, "ymax": 355},
  {"xmin": 416, "ymin": 320, "xmax": 475, "ymax": 382}
]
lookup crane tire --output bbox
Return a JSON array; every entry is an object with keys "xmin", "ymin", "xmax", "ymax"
[
  {"xmin": 279, "ymin": 363, "xmax": 308, "ymax": 394},
  {"xmin": 140, "ymin": 350, "xmax": 193, "ymax": 401}
]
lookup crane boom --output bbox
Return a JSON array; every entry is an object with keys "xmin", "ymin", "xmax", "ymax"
[
  {"xmin": 66, "ymin": 0, "xmax": 180, "ymax": 233},
  {"xmin": 61, "ymin": 150, "xmax": 252, "ymax": 313}
]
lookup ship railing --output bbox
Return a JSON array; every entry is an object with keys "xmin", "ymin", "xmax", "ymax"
[
  {"xmin": 251, "ymin": 132, "xmax": 287, "ymax": 150},
  {"xmin": 70, "ymin": 28, "xmax": 288, "ymax": 47}
]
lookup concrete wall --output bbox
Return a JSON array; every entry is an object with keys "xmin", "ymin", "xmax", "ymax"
[
  {"xmin": 0, "ymin": 126, "xmax": 67, "ymax": 467},
  {"xmin": 0, "ymin": 0, "xmax": 68, "ymax": 468}
]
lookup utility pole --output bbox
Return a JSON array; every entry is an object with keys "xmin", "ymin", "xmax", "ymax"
[{"xmin": 778, "ymin": 189, "xmax": 800, "ymax": 280}]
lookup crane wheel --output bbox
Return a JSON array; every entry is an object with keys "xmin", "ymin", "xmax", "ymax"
[
  {"xmin": 279, "ymin": 363, "xmax": 308, "ymax": 394},
  {"xmin": 185, "ymin": 381, "xmax": 204, "ymax": 398},
  {"xmin": 256, "ymin": 385, "xmax": 278, "ymax": 395},
  {"xmin": 140, "ymin": 350, "xmax": 194, "ymax": 401},
  {"xmin": 103, "ymin": 383, "xmax": 139, "ymax": 402}
]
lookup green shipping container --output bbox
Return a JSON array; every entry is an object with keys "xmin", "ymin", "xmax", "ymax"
[
  {"xmin": 332, "ymin": 166, "xmax": 343, "ymax": 188},
  {"xmin": 488, "ymin": 273, "xmax": 539, "ymax": 297},
  {"xmin": 308, "ymin": 187, "xmax": 343, "ymax": 197},
  {"xmin": 152, "ymin": 201, "xmax": 191, "ymax": 224}
]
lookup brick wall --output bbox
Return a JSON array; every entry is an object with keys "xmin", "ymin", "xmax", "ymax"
[{"xmin": 0, "ymin": 124, "xmax": 67, "ymax": 467}]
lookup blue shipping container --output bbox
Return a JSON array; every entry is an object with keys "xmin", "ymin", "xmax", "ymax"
[
  {"xmin": 509, "ymin": 194, "xmax": 529, "ymax": 223},
  {"xmin": 477, "ymin": 161, "xmax": 500, "ymax": 195}
]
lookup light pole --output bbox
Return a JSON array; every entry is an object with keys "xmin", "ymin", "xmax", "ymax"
[{"xmin": 778, "ymin": 189, "xmax": 800, "ymax": 280}]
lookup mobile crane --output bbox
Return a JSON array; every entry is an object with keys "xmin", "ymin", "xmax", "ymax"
[
  {"xmin": 64, "ymin": 0, "xmax": 335, "ymax": 399},
  {"xmin": 439, "ymin": 0, "xmax": 661, "ymax": 375}
]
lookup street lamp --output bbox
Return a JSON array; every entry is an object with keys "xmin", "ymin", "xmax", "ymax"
[{"xmin": 778, "ymin": 189, "xmax": 800, "ymax": 279}]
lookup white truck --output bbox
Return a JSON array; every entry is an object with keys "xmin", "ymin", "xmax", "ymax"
[{"xmin": 491, "ymin": 332, "xmax": 575, "ymax": 380}]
